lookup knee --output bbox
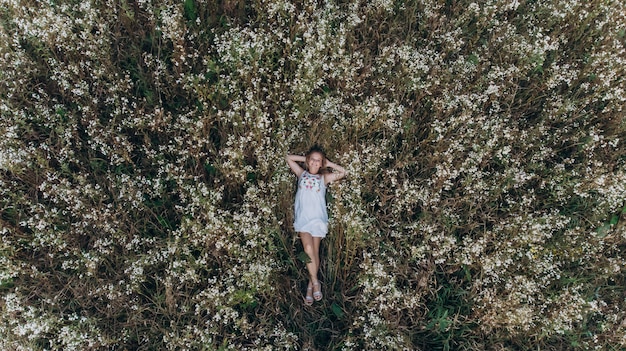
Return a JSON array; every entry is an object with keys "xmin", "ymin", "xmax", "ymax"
[{"xmin": 302, "ymin": 242, "xmax": 315, "ymax": 255}]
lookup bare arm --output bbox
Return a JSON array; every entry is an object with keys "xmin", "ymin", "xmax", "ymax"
[
  {"xmin": 324, "ymin": 160, "xmax": 347, "ymax": 185},
  {"xmin": 286, "ymin": 154, "xmax": 305, "ymax": 178}
]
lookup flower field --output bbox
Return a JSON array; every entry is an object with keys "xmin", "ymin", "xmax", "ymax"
[{"xmin": 1, "ymin": 0, "xmax": 625, "ymax": 349}]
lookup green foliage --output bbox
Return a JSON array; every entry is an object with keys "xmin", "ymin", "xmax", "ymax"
[{"xmin": 183, "ymin": 0, "xmax": 197, "ymax": 22}]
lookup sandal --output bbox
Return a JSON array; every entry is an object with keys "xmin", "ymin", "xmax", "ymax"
[
  {"xmin": 304, "ymin": 282, "xmax": 314, "ymax": 305},
  {"xmin": 312, "ymin": 281, "xmax": 322, "ymax": 301}
]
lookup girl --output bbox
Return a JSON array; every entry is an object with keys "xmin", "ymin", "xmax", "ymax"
[{"xmin": 286, "ymin": 145, "xmax": 346, "ymax": 305}]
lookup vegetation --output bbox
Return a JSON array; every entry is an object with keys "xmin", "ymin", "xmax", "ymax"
[{"xmin": 1, "ymin": 0, "xmax": 625, "ymax": 349}]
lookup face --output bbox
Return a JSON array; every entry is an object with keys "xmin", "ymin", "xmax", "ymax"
[{"xmin": 306, "ymin": 152, "xmax": 324, "ymax": 174}]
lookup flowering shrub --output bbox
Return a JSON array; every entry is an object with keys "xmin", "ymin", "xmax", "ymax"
[{"xmin": 1, "ymin": 0, "xmax": 625, "ymax": 350}]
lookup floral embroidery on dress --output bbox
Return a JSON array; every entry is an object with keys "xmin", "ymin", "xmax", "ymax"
[{"xmin": 299, "ymin": 172, "xmax": 322, "ymax": 193}]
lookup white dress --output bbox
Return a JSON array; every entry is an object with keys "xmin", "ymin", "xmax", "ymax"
[{"xmin": 293, "ymin": 171, "xmax": 328, "ymax": 238}]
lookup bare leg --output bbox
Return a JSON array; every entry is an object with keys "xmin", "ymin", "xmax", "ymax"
[
  {"xmin": 299, "ymin": 232, "xmax": 319, "ymax": 283},
  {"xmin": 300, "ymin": 232, "xmax": 323, "ymax": 301},
  {"xmin": 311, "ymin": 236, "xmax": 323, "ymax": 300},
  {"xmin": 312, "ymin": 236, "xmax": 321, "ymax": 275},
  {"xmin": 304, "ymin": 280, "xmax": 313, "ymax": 305}
]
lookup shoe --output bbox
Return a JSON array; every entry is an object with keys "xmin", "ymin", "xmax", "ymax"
[
  {"xmin": 312, "ymin": 281, "xmax": 322, "ymax": 301},
  {"xmin": 305, "ymin": 282, "xmax": 314, "ymax": 305}
]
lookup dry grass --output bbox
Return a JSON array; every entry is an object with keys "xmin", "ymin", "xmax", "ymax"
[{"xmin": 1, "ymin": 0, "xmax": 625, "ymax": 350}]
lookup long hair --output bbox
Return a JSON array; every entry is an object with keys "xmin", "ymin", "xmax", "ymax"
[{"xmin": 304, "ymin": 144, "xmax": 328, "ymax": 174}]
